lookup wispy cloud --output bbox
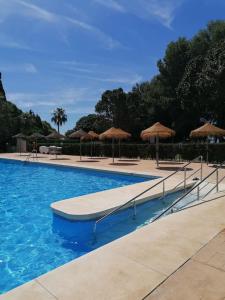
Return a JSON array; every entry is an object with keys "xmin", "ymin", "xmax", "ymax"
[
  {"xmin": 8, "ymin": 87, "xmax": 97, "ymax": 109},
  {"xmin": 94, "ymin": 0, "xmax": 183, "ymax": 28},
  {"xmin": 2, "ymin": 63, "xmax": 37, "ymax": 74},
  {"xmin": 141, "ymin": 0, "xmax": 183, "ymax": 28},
  {"xmin": 66, "ymin": 17, "xmax": 121, "ymax": 49},
  {"xmin": 55, "ymin": 60, "xmax": 143, "ymax": 85},
  {"xmin": 94, "ymin": 0, "xmax": 126, "ymax": 12},
  {"xmin": 0, "ymin": 0, "xmax": 122, "ymax": 49},
  {"xmin": 16, "ymin": 0, "xmax": 57, "ymax": 23},
  {"xmin": 0, "ymin": 34, "xmax": 31, "ymax": 50},
  {"xmin": 79, "ymin": 74, "xmax": 143, "ymax": 85}
]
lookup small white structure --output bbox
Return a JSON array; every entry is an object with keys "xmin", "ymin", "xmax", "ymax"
[
  {"xmin": 13, "ymin": 133, "xmax": 27, "ymax": 154},
  {"xmin": 39, "ymin": 146, "xmax": 49, "ymax": 154}
]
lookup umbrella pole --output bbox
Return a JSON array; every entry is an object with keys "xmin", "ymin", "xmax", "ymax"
[
  {"xmin": 112, "ymin": 138, "xmax": 115, "ymax": 163},
  {"xmin": 156, "ymin": 135, "xmax": 159, "ymax": 167},
  {"xmin": 19, "ymin": 139, "xmax": 21, "ymax": 156},
  {"xmin": 91, "ymin": 140, "xmax": 93, "ymax": 158},
  {"xmin": 119, "ymin": 139, "xmax": 121, "ymax": 159},
  {"xmin": 80, "ymin": 139, "xmax": 82, "ymax": 161},
  {"xmin": 206, "ymin": 139, "xmax": 209, "ymax": 165}
]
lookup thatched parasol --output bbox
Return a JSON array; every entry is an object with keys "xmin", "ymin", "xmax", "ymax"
[
  {"xmin": 13, "ymin": 133, "xmax": 27, "ymax": 139},
  {"xmin": 190, "ymin": 123, "xmax": 225, "ymax": 164},
  {"xmin": 29, "ymin": 132, "xmax": 45, "ymax": 140},
  {"xmin": 69, "ymin": 129, "xmax": 87, "ymax": 161},
  {"xmin": 141, "ymin": 122, "xmax": 176, "ymax": 167},
  {"xmin": 46, "ymin": 131, "xmax": 65, "ymax": 140},
  {"xmin": 69, "ymin": 129, "xmax": 87, "ymax": 139},
  {"xmin": 190, "ymin": 123, "xmax": 225, "ymax": 138},
  {"xmin": 88, "ymin": 131, "xmax": 99, "ymax": 139},
  {"xmin": 99, "ymin": 127, "xmax": 131, "ymax": 163}
]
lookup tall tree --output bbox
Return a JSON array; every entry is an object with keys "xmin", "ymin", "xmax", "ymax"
[
  {"xmin": 51, "ymin": 108, "xmax": 67, "ymax": 133},
  {"xmin": 95, "ymin": 88, "xmax": 128, "ymax": 129}
]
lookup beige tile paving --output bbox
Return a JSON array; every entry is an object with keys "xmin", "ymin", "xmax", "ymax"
[
  {"xmin": 0, "ymin": 281, "xmax": 56, "ymax": 300},
  {"xmin": 146, "ymin": 230, "xmax": 225, "ymax": 300},
  {"xmin": 37, "ymin": 250, "xmax": 165, "ymax": 300}
]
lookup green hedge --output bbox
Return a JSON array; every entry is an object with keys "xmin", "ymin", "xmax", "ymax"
[{"xmin": 35, "ymin": 142, "xmax": 225, "ymax": 163}]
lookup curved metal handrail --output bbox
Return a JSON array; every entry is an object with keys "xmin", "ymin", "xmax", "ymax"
[{"xmin": 93, "ymin": 155, "xmax": 203, "ymax": 237}]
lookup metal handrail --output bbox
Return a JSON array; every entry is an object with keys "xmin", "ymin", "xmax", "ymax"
[
  {"xmin": 93, "ymin": 155, "xmax": 203, "ymax": 237},
  {"xmin": 201, "ymin": 173, "xmax": 225, "ymax": 200},
  {"xmin": 24, "ymin": 151, "xmax": 38, "ymax": 164},
  {"xmin": 157, "ymin": 166, "xmax": 202, "ymax": 203},
  {"xmin": 151, "ymin": 165, "xmax": 220, "ymax": 223}
]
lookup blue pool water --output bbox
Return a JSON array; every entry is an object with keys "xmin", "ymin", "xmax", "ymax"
[{"xmin": 0, "ymin": 158, "xmax": 156, "ymax": 294}]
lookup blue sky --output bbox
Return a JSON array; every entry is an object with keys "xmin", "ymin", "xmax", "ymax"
[{"xmin": 0, "ymin": 0, "xmax": 225, "ymax": 132}]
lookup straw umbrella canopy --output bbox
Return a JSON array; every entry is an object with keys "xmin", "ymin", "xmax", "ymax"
[
  {"xmin": 69, "ymin": 129, "xmax": 87, "ymax": 160},
  {"xmin": 88, "ymin": 131, "xmax": 99, "ymax": 139},
  {"xmin": 69, "ymin": 129, "xmax": 87, "ymax": 139},
  {"xmin": 190, "ymin": 123, "xmax": 225, "ymax": 138},
  {"xmin": 99, "ymin": 127, "xmax": 131, "ymax": 163},
  {"xmin": 46, "ymin": 131, "xmax": 65, "ymax": 140},
  {"xmin": 29, "ymin": 132, "xmax": 45, "ymax": 140},
  {"xmin": 141, "ymin": 122, "xmax": 176, "ymax": 167},
  {"xmin": 13, "ymin": 133, "xmax": 27, "ymax": 139},
  {"xmin": 190, "ymin": 123, "xmax": 225, "ymax": 164}
]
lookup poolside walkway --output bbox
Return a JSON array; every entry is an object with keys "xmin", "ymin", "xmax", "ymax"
[{"xmin": 146, "ymin": 229, "xmax": 225, "ymax": 300}]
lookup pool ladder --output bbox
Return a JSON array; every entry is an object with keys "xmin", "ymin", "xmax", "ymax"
[
  {"xmin": 93, "ymin": 155, "xmax": 204, "ymax": 240},
  {"xmin": 24, "ymin": 150, "xmax": 38, "ymax": 164}
]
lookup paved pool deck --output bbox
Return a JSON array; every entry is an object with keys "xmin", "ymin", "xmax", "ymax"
[{"xmin": 1, "ymin": 153, "xmax": 225, "ymax": 299}]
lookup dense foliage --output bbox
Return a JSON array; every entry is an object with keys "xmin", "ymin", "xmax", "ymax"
[
  {"xmin": 0, "ymin": 78, "xmax": 53, "ymax": 151},
  {"xmin": 68, "ymin": 21, "xmax": 225, "ymax": 141}
]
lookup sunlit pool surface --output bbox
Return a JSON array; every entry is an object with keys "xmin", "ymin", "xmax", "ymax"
[{"xmin": 0, "ymin": 158, "xmax": 158, "ymax": 294}]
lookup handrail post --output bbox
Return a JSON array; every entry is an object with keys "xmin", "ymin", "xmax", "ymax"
[
  {"xmin": 184, "ymin": 166, "xmax": 187, "ymax": 193},
  {"xmin": 197, "ymin": 185, "xmax": 200, "ymax": 200},
  {"xmin": 216, "ymin": 168, "xmax": 219, "ymax": 192},
  {"xmin": 133, "ymin": 200, "xmax": 137, "ymax": 219},
  {"xmin": 163, "ymin": 180, "xmax": 165, "ymax": 198},
  {"xmin": 93, "ymin": 222, "xmax": 97, "ymax": 243},
  {"xmin": 200, "ymin": 155, "xmax": 203, "ymax": 181}
]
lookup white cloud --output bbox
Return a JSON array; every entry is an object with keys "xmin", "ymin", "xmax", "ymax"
[
  {"xmin": 2, "ymin": 63, "xmax": 37, "ymax": 74},
  {"xmin": 16, "ymin": 0, "xmax": 57, "ymax": 23},
  {"xmin": 0, "ymin": 0, "xmax": 122, "ymax": 49},
  {"xmin": 94, "ymin": 0, "xmax": 126, "ymax": 12},
  {"xmin": 140, "ymin": 0, "xmax": 183, "ymax": 28},
  {"xmin": 80, "ymin": 74, "xmax": 143, "ymax": 85},
  {"xmin": 94, "ymin": 0, "xmax": 183, "ymax": 28},
  {"xmin": 66, "ymin": 17, "xmax": 121, "ymax": 49},
  {"xmin": 55, "ymin": 60, "xmax": 143, "ymax": 85},
  {"xmin": 7, "ymin": 87, "xmax": 97, "ymax": 109},
  {"xmin": 0, "ymin": 34, "xmax": 31, "ymax": 50}
]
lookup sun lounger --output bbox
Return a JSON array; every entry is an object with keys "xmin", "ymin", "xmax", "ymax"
[{"xmin": 39, "ymin": 146, "xmax": 49, "ymax": 154}]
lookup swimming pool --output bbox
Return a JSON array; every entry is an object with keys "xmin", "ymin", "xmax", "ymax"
[{"xmin": 0, "ymin": 158, "xmax": 156, "ymax": 294}]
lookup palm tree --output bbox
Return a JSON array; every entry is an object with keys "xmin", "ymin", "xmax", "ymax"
[{"xmin": 51, "ymin": 108, "xmax": 67, "ymax": 133}]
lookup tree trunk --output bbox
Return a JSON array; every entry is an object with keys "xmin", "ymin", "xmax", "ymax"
[{"xmin": 57, "ymin": 123, "xmax": 60, "ymax": 133}]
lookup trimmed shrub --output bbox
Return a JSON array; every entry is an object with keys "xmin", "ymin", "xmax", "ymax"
[{"xmin": 35, "ymin": 141, "xmax": 225, "ymax": 163}]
